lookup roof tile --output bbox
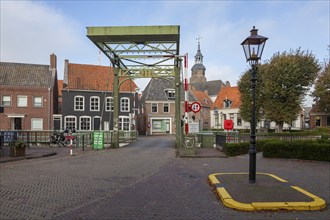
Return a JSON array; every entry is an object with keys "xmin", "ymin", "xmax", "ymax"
[
  {"xmin": 211, "ymin": 86, "xmax": 241, "ymax": 109},
  {"xmin": 192, "ymin": 89, "xmax": 213, "ymax": 107},
  {"xmin": 0, "ymin": 62, "xmax": 51, "ymax": 88},
  {"xmin": 66, "ymin": 63, "xmax": 138, "ymax": 92},
  {"xmin": 190, "ymin": 80, "xmax": 227, "ymax": 96}
]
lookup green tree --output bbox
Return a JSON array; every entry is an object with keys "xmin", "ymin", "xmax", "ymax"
[
  {"xmin": 237, "ymin": 64, "xmax": 266, "ymax": 123},
  {"xmin": 238, "ymin": 48, "xmax": 320, "ymax": 132},
  {"xmin": 263, "ymin": 49, "xmax": 320, "ymax": 132},
  {"xmin": 312, "ymin": 60, "xmax": 330, "ymax": 111}
]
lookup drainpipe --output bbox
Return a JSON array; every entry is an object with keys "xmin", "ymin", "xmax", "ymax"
[{"xmin": 48, "ymin": 87, "xmax": 51, "ymax": 130}]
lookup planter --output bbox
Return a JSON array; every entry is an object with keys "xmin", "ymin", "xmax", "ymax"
[
  {"xmin": 11, "ymin": 147, "xmax": 26, "ymax": 157},
  {"xmin": 10, "ymin": 141, "xmax": 27, "ymax": 157}
]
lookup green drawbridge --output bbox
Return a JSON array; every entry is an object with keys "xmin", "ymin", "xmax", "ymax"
[{"xmin": 86, "ymin": 25, "xmax": 183, "ymax": 148}]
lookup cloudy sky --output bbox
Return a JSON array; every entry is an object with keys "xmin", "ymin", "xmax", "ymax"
[{"xmin": 1, "ymin": 0, "xmax": 329, "ymax": 106}]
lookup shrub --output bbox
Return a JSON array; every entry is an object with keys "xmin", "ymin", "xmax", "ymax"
[
  {"xmin": 224, "ymin": 139, "xmax": 330, "ymax": 162},
  {"xmin": 321, "ymin": 133, "xmax": 329, "ymax": 140},
  {"xmin": 263, "ymin": 139, "xmax": 330, "ymax": 162},
  {"xmin": 223, "ymin": 141, "xmax": 263, "ymax": 157}
]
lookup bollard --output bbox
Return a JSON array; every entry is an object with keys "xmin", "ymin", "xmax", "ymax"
[
  {"xmin": 68, "ymin": 130, "xmax": 73, "ymax": 156},
  {"xmin": 82, "ymin": 135, "xmax": 85, "ymax": 151},
  {"xmin": 70, "ymin": 138, "xmax": 73, "ymax": 156}
]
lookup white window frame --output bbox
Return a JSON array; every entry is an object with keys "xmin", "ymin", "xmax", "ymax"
[
  {"xmin": 33, "ymin": 96, "xmax": 43, "ymax": 107},
  {"xmin": 120, "ymin": 97, "xmax": 130, "ymax": 112},
  {"xmin": 165, "ymin": 89, "xmax": 175, "ymax": 98},
  {"xmin": 105, "ymin": 97, "xmax": 114, "ymax": 112},
  {"xmin": 17, "ymin": 95, "xmax": 28, "ymax": 107},
  {"xmin": 31, "ymin": 118, "xmax": 43, "ymax": 130},
  {"xmin": 74, "ymin": 96, "xmax": 84, "ymax": 111},
  {"xmin": 64, "ymin": 116, "xmax": 77, "ymax": 130},
  {"xmin": 223, "ymin": 99, "xmax": 232, "ymax": 108},
  {"xmin": 104, "ymin": 121, "xmax": 110, "ymax": 131},
  {"xmin": 151, "ymin": 103, "xmax": 158, "ymax": 113},
  {"xmin": 79, "ymin": 116, "xmax": 91, "ymax": 131},
  {"xmin": 1, "ymin": 95, "xmax": 11, "ymax": 107},
  {"xmin": 119, "ymin": 116, "xmax": 130, "ymax": 131},
  {"xmin": 93, "ymin": 116, "xmax": 102, "ymax": 130},
  {"xmin": 163, "ymin": 103, "xmax": 169, "ymax": 113},
  {"xmin": 237, "ymin": 114, "xmax": 242, "ymax": 126},
  {"xmin": 90, "ymin": 96, "xmax": 100, "ymax": 111}
]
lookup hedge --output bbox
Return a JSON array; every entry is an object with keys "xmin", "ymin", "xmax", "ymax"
[
  {"xmin": 263, "ymin": 139, "xmax": 330, "ymax": 162},
  {"xmin": 224, "ymin": 139, "xmax": 330, "ymax": 162},
  {"xmin": 223, "ymin": 140, "xmax": 269, "ymax": 157}
]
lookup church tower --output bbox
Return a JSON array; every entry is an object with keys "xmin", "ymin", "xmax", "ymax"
[{"xmin": 190, "ymin": 38, "xmax": 206, "ymax": 83}]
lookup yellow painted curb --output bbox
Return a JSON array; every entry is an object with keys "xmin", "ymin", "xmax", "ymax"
[
  {"xmin": 291, "ymin": 186, "xmax": 327, "ymax": 210},
  {"xmin": 208, "ymin": 173, "xmax": 327, "ymax": 211},
  {"xmin": 208, "ymin": 174, "xmax": 220, "ymax": 185},
  {"xmin": 257, "ymin": 172, "xmax": 288, "ymax": 182},
  {"xmin": 217, "ymin": 188, "xmax": 254, "ymax": 211}
]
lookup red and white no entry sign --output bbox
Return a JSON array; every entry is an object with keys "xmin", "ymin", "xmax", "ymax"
[{"xmin": 190, "ymin": 102, "xmax": 201, "ymax": 113}]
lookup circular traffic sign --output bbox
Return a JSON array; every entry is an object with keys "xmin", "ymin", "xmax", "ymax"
[{"xmin": 190, "ymin": 102, "xmax": 201, "ymax": 113}]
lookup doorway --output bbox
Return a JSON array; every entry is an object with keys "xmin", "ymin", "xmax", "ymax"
[{"xmin": 13, "ymin": 118, "xmax": 22, "ymax": 130}]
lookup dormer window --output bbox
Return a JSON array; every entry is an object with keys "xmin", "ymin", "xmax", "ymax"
[
  {"xmin": 165, "ymin": 89, "xmax": 175, "ymax": 99},
  {"xmin": 223, "ymin": 99, "xmax": 232, "ymax": 108}
]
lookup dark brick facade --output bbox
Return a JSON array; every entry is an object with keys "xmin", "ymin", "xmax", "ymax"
[{"xmin": 61, "ymin": 90, "xmax": 137, "ymax": 131}]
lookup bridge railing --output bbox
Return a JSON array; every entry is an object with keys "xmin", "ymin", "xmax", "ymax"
[{"xmin": 0, "ymin": 130, "xmax": 138, "ymax": 148}]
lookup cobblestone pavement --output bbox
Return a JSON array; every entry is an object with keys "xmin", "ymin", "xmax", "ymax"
[{"xmin": 1, "ymin": 135, "xmax": 329, "ymax": 220}]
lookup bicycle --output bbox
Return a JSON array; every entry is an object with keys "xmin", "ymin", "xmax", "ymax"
[{"xmin": 49, "ymin": 131, "xmax": 67, "ymax": 147}]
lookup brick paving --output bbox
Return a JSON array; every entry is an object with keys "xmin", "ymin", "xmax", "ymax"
[{"xmin": 1, "ymin": 135, "xmax": 329, "ymax": 220}]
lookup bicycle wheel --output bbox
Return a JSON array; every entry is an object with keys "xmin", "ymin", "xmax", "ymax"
[
  {"xmin": 58, "ymin": 140, "xmax": 67, "ymax": 148},
  {"xmin": 49, "ymin": 136, "xmax": 56, "ymax": 147}
]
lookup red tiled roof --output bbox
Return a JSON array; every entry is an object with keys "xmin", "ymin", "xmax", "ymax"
[
  {"xmin": 66, "ymin": 63, "xmax": 138, "ymax": 92},
  {"xmin": 211, "ymin": 86, "xmax": 241, "ymax": 109},
  {"xmin": 192, "ymin": 89, "xmax": 213, "ymax": 107},
  {"xmin": 58, "ymin": 80, "xmax": 63, "ymax": 97}
]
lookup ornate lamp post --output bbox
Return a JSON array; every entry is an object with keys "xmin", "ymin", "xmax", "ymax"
[
  {"xmin": 214, "ymin": 108, "xmax": 219, "ymax": 132},
  {"xmin": 241, "ymin": 26, "xmax": 268, "ymax": 183},
  {"xmin": 220, "ymin": 111, "xmax": 223, "ymax": 129}
]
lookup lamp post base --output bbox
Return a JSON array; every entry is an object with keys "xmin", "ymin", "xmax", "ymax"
[{"xmin": 249, "ymin": 148, "xmax": 257, "ymax": 183}]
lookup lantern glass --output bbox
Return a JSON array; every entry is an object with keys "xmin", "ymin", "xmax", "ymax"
[{"xmin": 241, "ymin": 26, "xmax": 268, "ymax": 64}]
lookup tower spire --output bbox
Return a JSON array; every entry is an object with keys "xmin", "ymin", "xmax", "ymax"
[
  {"xmin": 190, "ymin": 35, "xmax": 206, "ymax": 84},
  {"xmin": 195, "ymin": 35, "xmax": 203, "ymax": 64},
  {"xmin": 196, "ymin": 35, "xmax": 202, "ymax": 52}
]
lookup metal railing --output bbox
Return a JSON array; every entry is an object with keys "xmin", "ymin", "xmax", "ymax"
[
  {"xmin": 203, "ymin": 131, "xmax": 322, "ymax": 147},
  {"xmin": 0, "ymin": 130, "xmax": 138, "ymax": 148}
]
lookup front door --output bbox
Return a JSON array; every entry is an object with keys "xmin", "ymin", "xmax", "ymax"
[
  {"xmin": 13, "ymin": 118, "xmax": 22, "ymax": 130},
  {"xmin": 93, "ymin": 117, "xmax": 101, "ymax": 130},
  {"xmin": 166, "ymin": 120, "xmax": 170, "ymax": 133}
]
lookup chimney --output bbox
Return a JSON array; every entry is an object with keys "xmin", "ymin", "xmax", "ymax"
[
  {"xmin": 50, "ymin": 53, "xmax": 57, "ymax": 69},
  {"xmin": 63, "ymin": 59, "xmax": 69, "ymax": 87}
]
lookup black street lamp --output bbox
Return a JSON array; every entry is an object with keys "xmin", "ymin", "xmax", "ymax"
[
  {"xmin": 241, "ymin": 26, "xmax": 268, "ymax": 183},
  {"xmin": 214, "ymin": 108, "xmax": 219, "ymax": 132}
]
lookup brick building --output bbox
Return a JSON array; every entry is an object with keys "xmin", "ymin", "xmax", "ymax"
[
  {"xmin": 0, "ymin": 54, "xmax": 59, "ymax": 130},
  {"xmin": 309, "ymin": 105, "xmax": 330, "ymax": 129},
  {"xmin": 138, "ymin": 78, "xmax": 198, "ymax": 135}
]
